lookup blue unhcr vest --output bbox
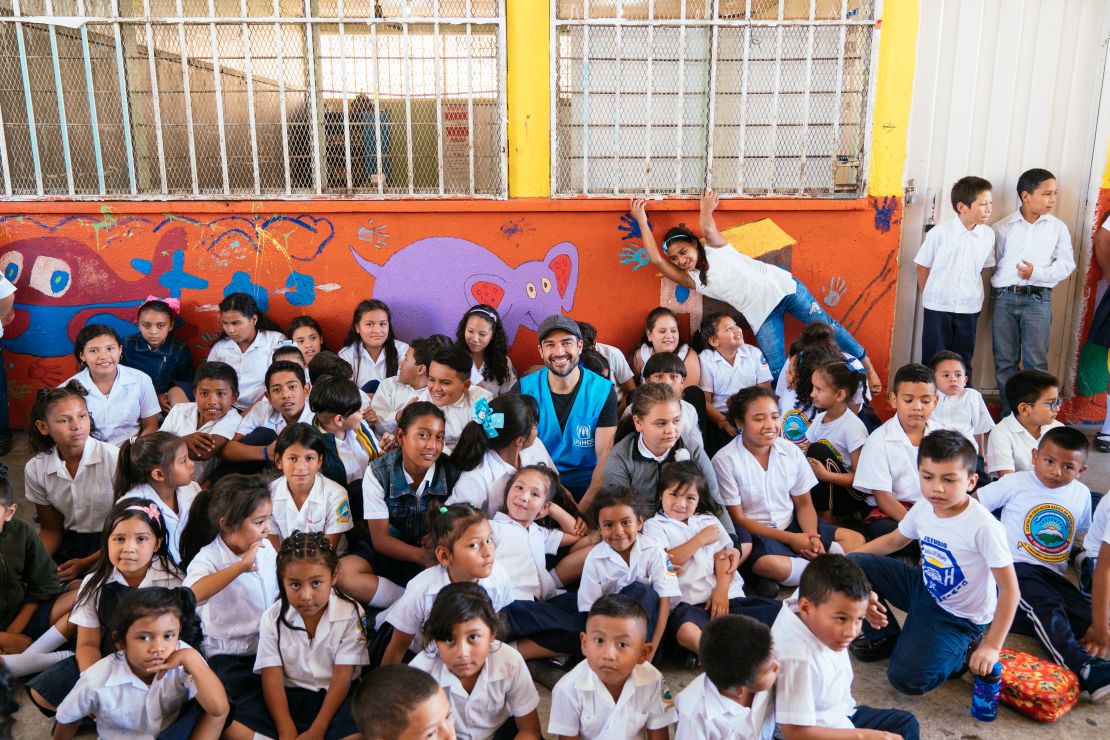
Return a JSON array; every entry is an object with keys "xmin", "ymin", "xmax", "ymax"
[{"xmin": 519, "ymin": 368, "xmax": 610, "ymax": 496}]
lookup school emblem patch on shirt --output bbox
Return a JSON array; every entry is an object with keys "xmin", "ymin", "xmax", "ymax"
[
  {"xmin": 1021, "ymin": 503, "xmax": 1073, "ymax": 564},
  {"xmin": 665, "ymin": 556, "xmax": 678, "ymax": 576},
  {"xmin": 336, "ymin": 499, "xmax": 351, "ymax": 524},
  {"xmin": 920, "ymin": 536, "xmax": 969, "ymax": 603},
  {"xmin": 660, "ymin": 678, "xmax": 675, "ymax": 710}
]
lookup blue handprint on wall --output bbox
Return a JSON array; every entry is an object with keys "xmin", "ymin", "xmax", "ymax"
[
  {"xmin": 224, "ymin": 271, "xmax": 269, "ymax": 311},
  {"xmin": 617, "ymin": 212, "xmax": 652, "ymax": 241},
  {"xmin": 619, "ymin": 244, "xmax": 650, "ymax": 271},
  {"xmin": 285, "ymin": 271, "xmax": 316, "ymax": 307}
]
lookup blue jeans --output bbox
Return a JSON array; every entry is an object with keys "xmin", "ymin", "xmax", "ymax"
[
  {"xmin": 851, "ymin": 706, "xmax": 920, "ymax": 740},
  {"xmin": 850, "ymin": 553, "xmax": 984, "ymax": 695},
  {"xmin": 991, "ymin": 288, "xmax": 1052, "ymax": 415},
  {"xmin": 756, "ymin": 277, "xmax": 868, "ymax": 382}
]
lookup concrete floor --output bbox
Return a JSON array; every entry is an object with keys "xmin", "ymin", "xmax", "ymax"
[{"xmin": 4, "ymin": 429, "xmax": 1110, "ymax": 738}]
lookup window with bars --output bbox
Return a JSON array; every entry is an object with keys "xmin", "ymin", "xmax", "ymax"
[
  {"xmin": 0, "ymin": 0, "xmax": 506, "ymax": 198},
  {"xmin": 553, "ymin": 0, "xmax": 876, "ymax": 196}
]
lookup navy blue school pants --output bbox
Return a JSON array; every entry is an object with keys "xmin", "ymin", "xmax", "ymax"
[
  {"xmin": 1012, "ymin": 563, "xmax": 1093, "ymax": 675},
  {"xmin": 851, "ymin": 705, "xmax": 920, "ymax": 740},
  {"xmin": 502, "ymin": 591, "xmax": 584, "ymax": 656},
  {"xmin": 849, "ymin": 553, "xmax": 984, "ymax": 695},
  {"xmin": 921, "ymin": 308, "xmax": 978, "ymax": 379}
]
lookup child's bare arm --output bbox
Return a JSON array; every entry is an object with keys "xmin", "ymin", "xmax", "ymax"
[
  {"xmin": 851, "ymin": 529, "xmax": 913, "ymax": 556},
  {"xmin": 699, "ymin": 189, "xmax": 728, "ymax": 247},
  {"xmin": 261, "ymin": 666, "xmax": 298, "ymax": 739},
  {"xmin": 1082, "ymin": 541, "xmax": 1110, "ymax": 659},
  {"xmin": 381, "ymin": 628, "xmax": 415, "ymax": 665},
  {"xmin": 307, "ymin": 664, "xmax": 356, "ymax": 737},
  {"xmin": 970, "ymin": 564, "xmax": 1019, "ymax": 676},
  {"xmin": 631, "ymin": 198, "xmax": 696, "ymax": 288},
  {"xmin": 665, "ymin": 525, "xmax": 719, "ymax": 567},
  {"xmin": 726, "ymin": 503, "xmax": 814, "ymax": 555},
  {"xmin": 646, "ymin": 597, "xmax": 670, "ymax": 661},
  {"xmin": 916, "ymin": 265, "xmax": 930, "ymax": 293}
]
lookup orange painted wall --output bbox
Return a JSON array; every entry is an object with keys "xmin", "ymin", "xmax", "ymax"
[{"xmin": 0, "ymin": 197, "xmax": 902, "ymax": 427}]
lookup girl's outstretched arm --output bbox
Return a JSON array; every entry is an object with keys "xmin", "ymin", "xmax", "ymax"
[
  {"xmin": 631, "ymin": 199, "xmax": 695, "ymax": 289},
  {"xmin": 699, "ymin": 190, "xmax": 728, "ymax": 247}
]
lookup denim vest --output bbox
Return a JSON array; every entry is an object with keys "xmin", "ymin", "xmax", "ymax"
[{"xmin": 368, "ymin": 449, "xmax": 459, "ymax": 545}]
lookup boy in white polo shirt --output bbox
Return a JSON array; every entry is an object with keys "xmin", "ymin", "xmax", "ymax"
[
  {"xmin": 159, "ymin": 361, "xmax": 242, "ymax": 484},
  {"xmin": 849, "ymin": 431, "xmax": 1018, "ymax": 696},
  {"xmin": 853, "ymin": 363, "xmax": 938, "ymax": 539},
  {"xmin": 409, "ymin": 344, "xmax": 492, "ymax": 455},
  {"xmin": 977, "ymin": 427, "xmax": 1110, "ymax": 700},
  {"xmin": 914, "ymin": 176, "xmax": 995, "ymax": 372},
  {"xmin": 548, "ymin": 594, "xmax": 675, "ymax": 739},
  {"xmin": 987, "ymin": 369, "xmax": 1064, "ymax": 477},
  {"xmin": 698, "ymin": 311, "xmax": 772, "ymax": 455}
]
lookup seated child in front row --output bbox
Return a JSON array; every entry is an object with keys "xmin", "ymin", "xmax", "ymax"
[
  {"xmin": 548, "ymin": 594, "xmax": 676, "ymax": 740},
  {"xmin": 352, "ymin": 664, "xmax": 455, "ymax": 740},
  {"xmin": 158, "ymin": 361, "xmax": 241, "ymax": 484},
  {"xmin": 773, "ymin": 555, "xmax": 920, "ymax": 739},
  {"xmin": 675, "ymin": 614, "xmax": 777, "ymax": 740},
  {"xmin": 267, "ymin": 423, "xmax": 353, "ymax": 553},
  {"xmin": 713, "ymin": 387, "xmax": 863, "ymax": 588},
  {"xmin": 849, "ymin": 431, "xmax": 1019, "ymax": 696},
  {"xmin": 977, "ymin": 427, "xmax": 1110, "ymax": 701},
  {"xmin": 411, "ymin": 583, "xmax": 542, "ymax": 739},
  {"xmin": 987, "ymin": 369, "xmax": 1063, "ymax": 477},
  {"xmin": 805, "ymin": 361, "xmax": 870, "ymax": 522}
]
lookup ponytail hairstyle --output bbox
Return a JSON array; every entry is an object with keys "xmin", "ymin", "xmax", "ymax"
[
  {"xmin": 640, "ymin": 307, "xmax": 680, "ymax": 349},
  {"xmin": 657, "ymin": 460, "xmax": 720, "ymax": 515},
  {"xmin": 788, "ymin": 322, "xmax": 842, "ymax": 417},
  {"xmin": 28, "ymin": 381, "xmax": 96, "ymax": 454},
  {"xmin": 342, "ymin": 299, "xmax": 400, "ymax": 378},
  {"xmin": 424, "ymin": 503, "xmax": 487, "ymax": 555},
  {"xmin": 814, "ymin": 361, "xmax": 863, "ymax": 404},
  {"xmin": 113, "ymin": 432, "xmax": 185, "ymax": 500},
  {"xmin": 111, "ymin": 586, "xmax": 203, "ymax": 652},
  {"xmin": 456, "ymin": 304, "xmax": 511, "ymax": 385},
  {"xmin": 73, "ymin": 323, "xmax": 124, "ymax": 367},
  {"xmin": 178, "ymin": 474, "xmax": 271, "ymax": 568},
  {"xmin": 629, "ymin": 381, "xmax": 679, "ymax": 421},
  {"xmin": 75, "ymin": 498, "xmax": 179, "ymax": 615},
  {"xmin": 661, "ymin": 224, "xmax": 708, "ymax": 284},
  {"xmin": 217, "ymin": 291, "xmax": 282, "ymax": 338},
  {"xmin": 452, "ymin": 394, "xmax": 539, "ymax": 472},
  {"xmin": 421, "ymin": 581, "xmax": 503, "ymax": 649}
]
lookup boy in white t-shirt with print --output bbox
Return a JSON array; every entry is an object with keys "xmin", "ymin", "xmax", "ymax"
[
  {"xmin": 977, "ymin": 427, "xmax": 1110, "ymax": 700},
  {"xmin": 987, "ymin": 369, "xmax": 1064, "ymax": 477},
  {"xmin": 849, "ymin": 430, "xmax": 1018, "ymax": 696}
]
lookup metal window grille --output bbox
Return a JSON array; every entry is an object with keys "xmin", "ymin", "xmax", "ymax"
[
  {"xmin": 553, "ymin": 0, "xmax": 877, "ymax": 196},
  {"xmin": 0, "ymin": 0, "xmax": 506, "ymax": 198}
]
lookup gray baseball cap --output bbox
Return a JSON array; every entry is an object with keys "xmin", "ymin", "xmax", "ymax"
[{"xmin": 536, "ymin": 314, "xmax": 581, "ymax": 342}]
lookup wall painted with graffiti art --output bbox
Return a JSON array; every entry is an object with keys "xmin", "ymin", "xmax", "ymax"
[{"xmin": 0, "ymin": 197, "xmax": 902, "ymax": 427}]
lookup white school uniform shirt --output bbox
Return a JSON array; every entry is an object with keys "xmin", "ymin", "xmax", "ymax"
[
  {"xmin": 986, "ymin": 414, "xmax": 1064, "ymax": 474},
  {"xmin": 976, "ymin": 472, "xmax": 1091, "ymax": 575},
  {"xmin": 0, "ymin": 276, "xmax": 14, "ymax": 339},
  {"xmin": 71, "ymin": 562, "xmax": 183, "ymax": 629},
  {"xmin": 339, "ymin": 339, "xmax": 410, "ymax": 390},
  {"xmin": 490, "ymin": 511, "xmax": 563, "ymax": 601},
  {"xmin": 413, "ymin": 385, "xmax": 494, "ymax": 455},
  {"xmin": 642, "ymin": 512, "xmax": 744, "ymax": 604},
  {"xmin": 1085, "ymin": 493, "xmax": 1110, "ymax": 560},
  {"xmin": 411, "ymin": 642, "xmax": 539, "ymax": 740},
  {"xmin": 913, "ymin": 217, "xmax": 996, "ymax": 313},
  {"xmin": 675, "ymin": 673, "xmax": 774, "ymax": 740},
  {"xmin": 596, "ymin": 341, "xmax": 635, "ymax": 387},
  {"xmin": 118, "ymin": 482, "xmax": 201, "ymax": 565},
  {"xmin": 470, "ymin": 359, "xmax": 517, "ymax": 397},
  {"xmin": 698, "ymin": 345, "xmax": 773, "ymax": 413},
  {"xmin": 853, "ymin": 416, "xmax": 938, "ymax": 506},
  {"xmin": 268, "ymin": 474, "xmax": 353, "ymax": 541},
  {"xmin": 772, "ymin": 598, "xmax": 856, "ymax": 730},
  {"xmin": 932, "ymin": 389, "xmax": 994, "ymax": 451},
  {"xmin": 635, "ymin": 343, "xmax": 693, "ymax": 381},
  {"xmin": 898, "ymin": 497, "xmax": 1013, "ymax": 624},
  {"xmin": 377, "ymin": 563, "xmax": 515, "ymax": 650},
  {"xmin": 55, "ymin": 647, "xmax": 197, "ymax": 739},
  {"xmin": 24, "ymin": 437, "xmax": 119, "ymax": 533},
  {"xmin": 548, "ymin": 658, "xmax": 675, "ymax": 739},
  {"xmin": 712, "ymin": 437, "xmax": 819, "ymax": 529},
  {"xmin": 804, "ymin": 410, "xmax": 869, "ymax": 470},
  {"xmin": 577, "ymin": 536, "xmax": 682, "ymax": 612},
  {"xmin": 254, "ymin": 592, "xmax": 368, "ymax": 691},
  {"xmin": 333, "ymin": 425, "xmax": 372, "ymax": 482},
  {"xmin": 370, "ymin": 376, "xmax": 420, "ymax": 434},
  {"xmin": 235, "ymin": 397, "xmax": 314, "ymax": 437},
  {"xmin": 992, "ymin": 210, "xmax": 1075, "ymax": 289},
  {"xmin": 159, "ymin": 402, "xmax": 242, "ymax": 483},
  {"xmin": 446, "ymin": 442, "xmax": 556, "ymax": 515},
  {"xmin": 689, "ymin": 244, "xmax": 795, "ymax": 333},
  {"xmin": 183, "ymin": 537, "xmax": 279, "ymax": 656},
  {"xmin": 207, "ymin": 329, "xmax": 289, "ymax": 409},
  {"xmin": 65, "ymin": 365, "xmax": 161, "ymax": 446}
]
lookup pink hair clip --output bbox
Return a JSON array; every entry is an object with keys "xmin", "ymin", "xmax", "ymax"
[
  {"xmin": 144, "ymin": 295, "xmax": 181, "ymax": 312},
  {"xmin": 125, "ymin": 503, "xmax": 162, "ymax": 523}
]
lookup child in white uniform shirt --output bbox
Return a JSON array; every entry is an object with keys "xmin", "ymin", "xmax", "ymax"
[
  {"xmin": 371, "ymin": 336, "xmax": 447, "ymax": 435},
  {"xmin": 338, "ymin": 299, "xmax": 410, "ymax": 394},
  {"xmin": 988, "ymin": 369, "xmax": 1064, "ymax": 477},
  {"xmin": 308, "ymin": 375, "xmax": 379, "ymax": 500},
  {"xmin": 411, "ymin": 583, "xmax": 542, "ymax": 740},
  {"xmin": 201, "ymin": 291, "xmax": 289, "ymax": 411},
  {"xmin": 65, "ymin": 324, "xmax": 161, "ymax": 445},
  {"xmin": 54, "ymin": 587, "xmax": 228, "ymax": 740},
  {"xmin": 411, "ymin": 344, "xmax": 493, "ymax": 455},
  {"xmin": 804, "ymin": 361, "xmax": 870, "ymax": 521},
  {"xmin": 221, "ymin": 360, "xmax": 314, "ymax": 472},
  {"xmin": 266, "ymin": 424, "xmax": 354, "ymax": 552},
  {"xmin": 456, "ymin": 304, "xmax": 518, "ymax": 397},
  {"xmin": 698, "ymin": 311, "xmax": 772, "ymax": 454},
  {"xmin": 928, "ymin": 351, "xmax": 993, "ymax": 453},
  {"xmin": 548, "ymin": 594, "xmax": 675, "ymax": 739},
  {"xmin": 1081, "ymin": 494, "xmax": 1110, "ymax": 656},
  {"xmin": 772, "ymin": 555, "xmax": 920, "ymax": 738},
  {"xmin": 239, "ymin": 532, "xmax": 367, "ymax": 740},
  {"xmin": 115, "ymin": 432, "xmax": 200, "ymax": 565},
  {"xmin": 630, "ymin": 307, "xmax": 702, "ymax": 387},
  {"xmin": 159, "ymin": 361, "xmax": 242, "ymax": 484}
]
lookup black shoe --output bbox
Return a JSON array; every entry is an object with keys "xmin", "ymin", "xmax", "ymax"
[
  {"xmin": 0, "ymin": 431, "xmax": 10, "ymax": 457},
  {"xmin": 849, "ymin": 634, "xmax": 897, "ymax": 662},
  {"xmin": 1096, "ymin": 435, "xmax": 1110, "ymax": 453},
  {"xmin": 748, "ymin": 575, "xmax": 781, "ymax": 598}
]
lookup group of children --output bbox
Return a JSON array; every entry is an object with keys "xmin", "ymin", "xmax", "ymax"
[{"xmin": 0, "ymin": 171, "xmax": 1106, "ymax": 739}]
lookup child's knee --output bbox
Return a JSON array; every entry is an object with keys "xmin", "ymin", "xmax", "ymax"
[
  {"xmin": 836, "ymin": 528, "xmax": 865, "ymax": 550},
  {"xmin": 886, "ymin": 661, "xmax": 945, "ymax": 696}
]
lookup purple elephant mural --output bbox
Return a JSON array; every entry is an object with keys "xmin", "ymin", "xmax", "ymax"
[{"xmin": 349, "ymin": 238, "xmax": 579, "ymax": 343}]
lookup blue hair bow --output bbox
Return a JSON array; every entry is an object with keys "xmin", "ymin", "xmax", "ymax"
[{"xmin": 472, "ymin": 397, "xmax": 505, "ymax": 439}]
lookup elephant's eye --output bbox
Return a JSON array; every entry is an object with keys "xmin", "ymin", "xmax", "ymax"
[{"xmin": 526, "ymin": 282, "xmax": 537, "ymax": 298}]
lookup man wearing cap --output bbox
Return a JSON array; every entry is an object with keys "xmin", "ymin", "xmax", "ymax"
[{"xmin": 518, "ymin": 315, "xmax": 618, "ymax": 509}]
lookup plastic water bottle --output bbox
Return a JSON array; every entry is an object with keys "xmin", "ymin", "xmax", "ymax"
[{"xmin": 970, "ymin": 662, "xmax": 1003, "ymax": 721}]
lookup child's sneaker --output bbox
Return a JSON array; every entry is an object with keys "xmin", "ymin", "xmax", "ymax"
[
  {"xmin": 1080, "ymin": 658, "xmax": 1110, "ymax": 702},
  {"xmin": 848, "ymin": 634, "xmax": 897, "ymax": 662}
]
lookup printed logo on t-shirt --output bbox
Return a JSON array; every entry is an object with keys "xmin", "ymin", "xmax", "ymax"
[
  {"xmin": 781, "ymin": 409, "xmax": 810, "ymax": 448},
  {"xmin": 920, "ymin": 535, "xmax": 969, "ymax": 604},
  {"xmin": 573, "ymin": 424, "xmax": 595, "ymax": 448},
  {"xmin": 1020, "ymin": 503, "xmax": 1073, "ymax": 564}
]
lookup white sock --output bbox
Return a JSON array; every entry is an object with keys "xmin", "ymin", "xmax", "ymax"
[
  {"xmin": 782, "ymin": 558, "xmax": 808, "ymax": 587},
  {"xmin": 1100, "ymin": 416, "xmax": 1110, "ymax": 437},
  {"xmin": 368, "ymin": 576, "xmax": 406, "ymax": 608},
  {"xmin": 828, "ymin": 541, "xmax": 845, "ymax": 555},
  {"xmin": 1, "ymin": 650, "xmax": 73, "ymax": 678},
  {"xmin": 24, "ymin": 625, "xmax": 66, "ymax": 654}
]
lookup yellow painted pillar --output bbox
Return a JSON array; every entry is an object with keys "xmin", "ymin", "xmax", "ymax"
[
  {"xmin": 506, "ymin": 0, "xmax": 551, "ymax": 197},
  {"xmin": 867, "ymin": 0, "xmax": 920, "ymax": 198}
]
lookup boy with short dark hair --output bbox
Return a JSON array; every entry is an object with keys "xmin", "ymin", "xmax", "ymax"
[
  {"xmin": 928, "ymin": 351, "xmax": 993, "ymax": 455},
  {"xmin": 675, "ymin": 614, "xmax": 777, "ymax": 740},
  {"xmin": 987, "ymin": 369, "xmax": 1064, "ymax": 477},
  {"xmin": 353, "ymin": 664, "xmax": 456, "ymax": 740},
  {"xmin": 850, "ymin": 430, "xmax": 1019, "ymax": 696},
  {"xmin": 407, "ymin": 343, "xmax": 492, "ymax": 455},
  {"xmin": 310, "ymin": 374, "xmax": 380, "ymax": 495},
  {"xmin": 372, "ymin": 335, "xmax": 451, "ymax": 436},
  {"xmin": 977, "ymin": 427, "xmax": 1110, "ymax": 700},
  {"xmin": 773, "ymin": 554, "xmax": 919, "ymax": 739},
  {"xmin": 221, "ymin": 360, "xmax": 313, "ymax": 469},
  {"xmin": 548, "ymin": 594, "xmax": 675, "ymax": 739},
  {"xmin": 629, "ymin": 351, "xmax": 703, "ymax": 449},
  {"xmin": 991, "ymin": 168, "xmax": 1075, "ymax": 413},
  {"xmin": 914, "ymin": 175, "xmax": 995, "ymax": 371},
  {"xmin": 272, "ymin": 343, "xmax": 305, "ymax": 367},
  {"xmin": 159, "ymin": 361, "xmax": 242, "ymax": 483}
]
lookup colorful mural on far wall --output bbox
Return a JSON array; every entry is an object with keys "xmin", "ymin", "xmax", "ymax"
[{"xmin": 0, "ymin": 199, "xmax": 903, "ymax": 426}]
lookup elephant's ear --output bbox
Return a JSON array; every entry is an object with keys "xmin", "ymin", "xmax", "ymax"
[
  {"xmin": 464, "ymin": 273, "xmax": 508, "ymax": 310},
  {"xmin": 544, "ymin": 241, "xmax": 579, "ymax": 310}
]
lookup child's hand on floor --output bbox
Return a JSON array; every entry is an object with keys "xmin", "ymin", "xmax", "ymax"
[{"xmin": 1081, "ymin": 623, "xmax": 1110, "ymax": 659}]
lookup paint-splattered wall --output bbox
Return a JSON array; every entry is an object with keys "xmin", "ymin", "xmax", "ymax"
[{"xmin": 0, "ymin": 197, "xmax": 901, "ymax": 427}]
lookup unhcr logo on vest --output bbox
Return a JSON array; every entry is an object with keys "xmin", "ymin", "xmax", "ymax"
[{"xmin": 572, "ymin": 424, "xmax": 594, "ymax": 448}]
